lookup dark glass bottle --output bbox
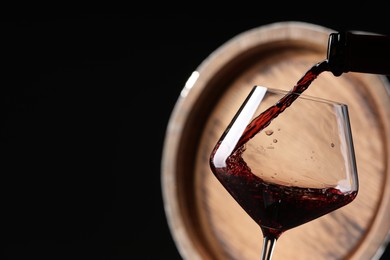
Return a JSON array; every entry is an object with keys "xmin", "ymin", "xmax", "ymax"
[{"xmin": 327, "ymin": 31, "xmax": 390, "ymax": 76}]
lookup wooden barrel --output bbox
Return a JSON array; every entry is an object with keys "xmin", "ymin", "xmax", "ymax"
[{"xmin": 161, "ymin": 21, "xmax": 390, "ymax": 260}]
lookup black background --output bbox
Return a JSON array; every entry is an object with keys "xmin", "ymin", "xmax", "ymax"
[{"xmin": 2, "ymin": 14, "xmax": 390, "ymax": 259}]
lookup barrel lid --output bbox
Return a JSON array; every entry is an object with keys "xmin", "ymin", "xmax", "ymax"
[{"xmin": 162, "ymin": 21, "xmax": 390, "ymax": 260}]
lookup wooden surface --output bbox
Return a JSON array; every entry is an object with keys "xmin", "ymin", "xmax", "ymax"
[{"xmin": 162, "ymin": 21, "xmax": 390, "ymax": 260}]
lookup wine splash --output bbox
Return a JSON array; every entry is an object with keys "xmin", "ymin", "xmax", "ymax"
[{"xmin": 235, "ymin": 60, "xmax": 329, "ymax": 150}]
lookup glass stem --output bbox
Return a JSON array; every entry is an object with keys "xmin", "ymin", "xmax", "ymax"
[{"xmin": 260, "ymin": 236, "xmax": 276, "ymax": 260}]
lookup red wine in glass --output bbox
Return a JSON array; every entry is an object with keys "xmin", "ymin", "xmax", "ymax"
[
  {"xmin": 209, "ymin": 60, "xmax": 359, "ymax": 259},
  {"xmin": 211, "ymin": 145, "xmax": 357, "ymax": 239}
]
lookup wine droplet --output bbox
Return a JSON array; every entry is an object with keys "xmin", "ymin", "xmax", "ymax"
[
  {"xmin": 265, "ymin": 129, "xmax": 274, "ymax": 136},
  {"xmin": 273, "ymin": 139, "xmax": 278, "ymax": 143}
]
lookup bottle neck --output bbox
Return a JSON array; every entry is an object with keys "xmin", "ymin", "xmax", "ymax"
[{"xmin": 327, "ymin": 31, "xmax": 390, "ymax": 76}]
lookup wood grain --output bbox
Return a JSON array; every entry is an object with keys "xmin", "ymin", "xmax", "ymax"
[{"xmin": 162, "ymin": 21, "xmax": 390, "ymax": 260}]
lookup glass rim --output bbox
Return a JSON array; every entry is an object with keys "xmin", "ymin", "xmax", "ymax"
[{"xmin": 255, "ymin": 85, "xmax": 348, "ymax": 107}]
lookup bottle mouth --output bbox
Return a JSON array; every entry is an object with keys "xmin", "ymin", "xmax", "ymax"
[{"xmin": 327, "ymin": 32, "xmax": 346, "ymax": 77}]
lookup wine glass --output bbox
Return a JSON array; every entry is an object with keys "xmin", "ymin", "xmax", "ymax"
[{"xmin": 209, "ymin": 86, "xmax": 359, "ymax": 259}]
